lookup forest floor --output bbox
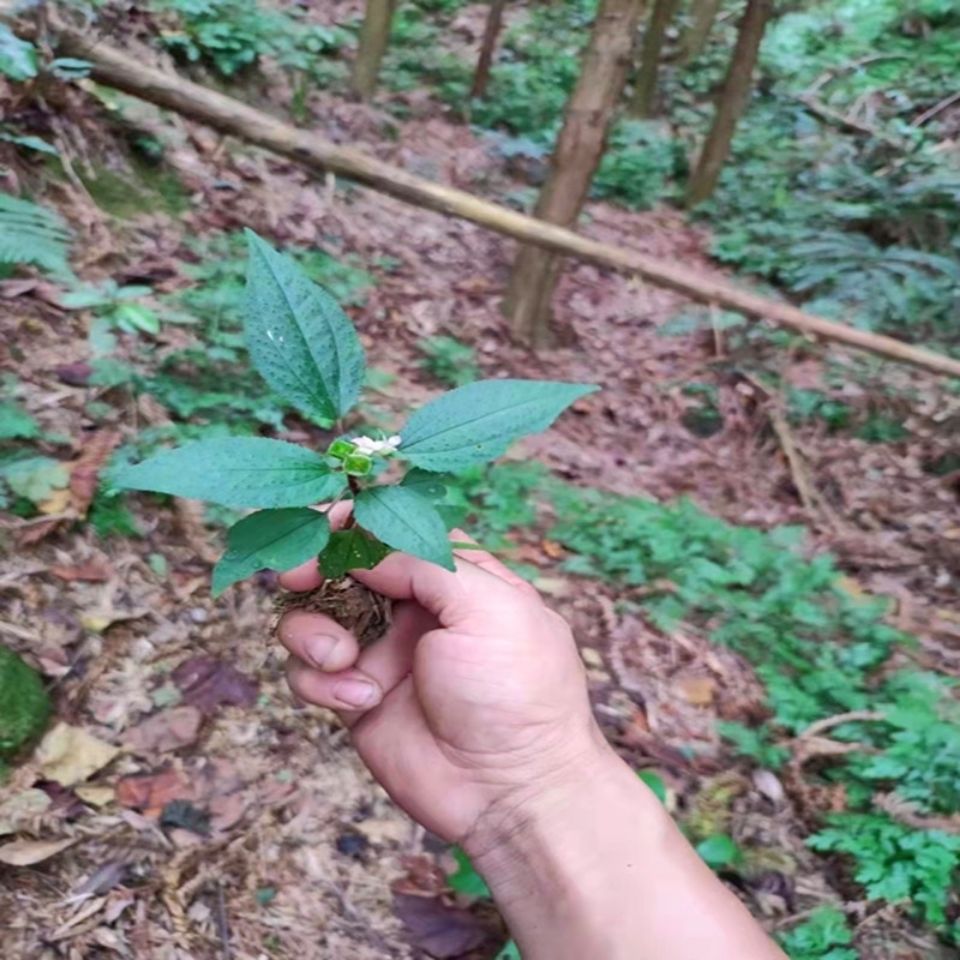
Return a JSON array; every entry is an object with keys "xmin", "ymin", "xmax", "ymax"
[{"xmin": 2, "ymin": 7, "xmax": 960, "ymax": 960}]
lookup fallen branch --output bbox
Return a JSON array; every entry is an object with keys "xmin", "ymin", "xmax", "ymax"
[{"xmin": 13, "ymin": 17, "xmax": 960, "ymax": 378}]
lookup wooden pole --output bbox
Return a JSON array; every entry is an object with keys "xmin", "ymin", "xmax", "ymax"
[
  {"xmin": 686, "ymin": 0, "xmax": 773, "ymax": 206},
  {"xmin": 678, "ymin": 0, "xmax": 721, "ymax": 64},
  {"xmin": 503, "ymin": 0, "xmax": 646, "ymax": 345},
  {"xmin": 30, "ymin": 22, "xmax": 960, "ymax": 379},
  {"xmin": 351, "ymin": 0, "xmax": 396, "ymax": 101},
  {"xmin": 629, "ymin": 0, "xmax": 678, "ymax": 118},
  {"xmin": 471, "ymin": 0, "xmax": 508, "ymax": 100}
]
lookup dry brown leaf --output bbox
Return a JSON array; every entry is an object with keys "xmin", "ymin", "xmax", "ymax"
[
  {"xmin": 38, "ymin": 487, "xmax": 72, "ymax": 515},
  {"xmin": 68, "ymin": 430, "xmax": 122, "ymax": 518},
  {"xmin": 74, "ymin": 784, "xmax": 116, "ymax": 808},
  {"xmin": 50, "ymin": 561, "xmax": 113, "ymax": 583},
  {"xmin": 36, "ymin": 723, "xmax": 120, "ymax": 787},
  {"xmin": 0, "ymin": 788, "xmax": 52, "ymax": 835},
  {"xmin": 675, "ymin": 674, "xmax": 716, "ymax": 706},
  {"xmin": 0, "ymin": 836, "xmax": 75, "ymax": 866},
  {"xmin": 124, "ymin": 706, "xmax": 203, "ymax": 755}
]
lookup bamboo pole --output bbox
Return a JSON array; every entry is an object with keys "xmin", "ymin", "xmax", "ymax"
[{"xmin": 31, "ymin": 23, "xmax": 960, "ymax": 379}]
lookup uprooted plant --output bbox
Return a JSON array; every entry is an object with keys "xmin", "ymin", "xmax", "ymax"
[{"xmin": 116, "ymin": 230, "xmax": 594, "ymax": 614}]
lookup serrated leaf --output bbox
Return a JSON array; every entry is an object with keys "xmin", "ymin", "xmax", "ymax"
[
  {"xmin": 212, "ymin": 508, "xmax": 331, "ymax": 595},
  {"xmin": 354, "ymin": 485, "xmax": 454, "ymax": 570},
  {"xmin": 399, "ymin": 379, "xmax": 596, "ymax": 472},
  {"xmin": 114, "ymin": 437, "xmax": 346, "ymax": 508},
  {"xmin": 244, "ymin": 231, "xmax": 365, "ymax": 422},
  {"xmin": 318, "ymin": 528, "xmax": 391, "ymax": 578}
]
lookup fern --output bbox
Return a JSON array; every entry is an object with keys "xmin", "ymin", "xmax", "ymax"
[{"xmin": 0, "ymin": 193, "xmax": 73, "ymax": 278}]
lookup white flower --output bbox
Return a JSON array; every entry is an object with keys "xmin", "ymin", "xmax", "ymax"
[{"xmin": 351, "ymin": 434, "xmax": 402, "ymax": 456}]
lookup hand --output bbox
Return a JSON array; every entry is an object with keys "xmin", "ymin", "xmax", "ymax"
[{"xmin": 276, "ymin": 524, "xmax": 608, "ymax": 844}]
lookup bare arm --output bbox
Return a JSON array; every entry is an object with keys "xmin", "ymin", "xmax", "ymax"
[{"xmin": 277, "ymin": 532, "xmax": 785, "ymax": 960}]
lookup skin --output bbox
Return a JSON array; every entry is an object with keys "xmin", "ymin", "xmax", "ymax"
[{"xmin": 278, "ymin": 520, "xmax": 787, "ymax": 960}]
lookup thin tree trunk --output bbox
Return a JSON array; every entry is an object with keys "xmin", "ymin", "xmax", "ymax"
[
  {"xmin": 685, "ymin": 0, "xmax": 772, "ymax": 206},
  {"xmin": 678, "ymin": 0, "xmax": 721, "ymax": 63},
  {"xmin": 503, "ymin": 0, "xmax": 645, "ymax": 346},
  {"xmin": 629, "ymin": 0, "xmax": 678, "ymax": 118},
  {"xmin": 351, "ymin": 0, "xmax": 396, "ymax": 101},
  {"xmin": 471, "ymin": 0, "xmax": 508, "ymax": 99},
  {"xmin": 23, "ymin": 18, "xmax": 960, "ymax": 377}
]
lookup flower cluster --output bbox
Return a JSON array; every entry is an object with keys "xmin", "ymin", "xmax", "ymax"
[{"xmin": 351, "ymin": 435, "xmax": 402, "ymax": 456}]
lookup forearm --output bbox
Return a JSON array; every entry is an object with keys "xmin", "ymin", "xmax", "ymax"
[{"xmin": 466, "ymin": 744, "xmax": 786, "ymax": 960}]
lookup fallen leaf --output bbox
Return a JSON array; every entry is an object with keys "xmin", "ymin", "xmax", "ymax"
[
  {"xmin": 54, "ymin": 362, "xmax": 93, "ymax": 387},
  {"xmin": 393, "ymin": 893, "xmax": 491, "ymax": 958},
  {"xmin": 0, "ymin": 836, "xmax": 75, "ymax": 866},
  {"xmin": 674, "ymin": 674, "xmax": 716, "ymax": 706},
  {"xmin": 0, "ymin": 788, "xmax": 52, "ymax": 835},
  {"xmin": 36, "ymin": 723, "xmax": 120, "ymax": 787},
  {"xmin": 541, "ymin": 539, "xmax": 566, "ymax": 559},
  {"xmin": 171, "ymin": 657, "xmax": 258, "ymax": 715},
  {"xmin": 74, "ymin": 784, "xmax": 116, "ymax": 808},
  {"xmin": 69, "ymin": 430, "xmax": 122, "ymax": 518},
  {"xmin": 38, "ymin": 487, "xmax": 72, "ymax": 515},
  {"xmin": 116, "ymin": 768, "xmax": 191, "ymax": 815},
  {"xmin": 50, "ymin": 561, "xmax": 112, "ymax": 583},
  {"xmin": 124, "ymin": 706, "xmax": 203, "ymax": 755}
]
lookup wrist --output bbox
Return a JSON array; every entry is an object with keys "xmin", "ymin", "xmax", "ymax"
[{"xmin": 463, "ymin": 730, "xmax": 669, "ymax": 896}]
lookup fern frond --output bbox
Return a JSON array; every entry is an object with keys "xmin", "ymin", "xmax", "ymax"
[{"xmin": 0, "ymin": 193, "xmax": 73, "ymax": 278}]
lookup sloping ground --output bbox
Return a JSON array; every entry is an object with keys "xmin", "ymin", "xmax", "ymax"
[{"xmin": 1, "ymin": 25, "xmax": 959, "ymax": 960}]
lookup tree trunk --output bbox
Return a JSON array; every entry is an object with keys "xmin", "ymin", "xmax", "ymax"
[
  {"xmin": 685, "ymin": 0, "xmax": 772, "ymax": 206},
  {"xmin": 503, "ymin": 0, "xmax": 645, "ymax": 346},
  {"xmin": 351, "ymin": 0, "xmax": 396, "ymax": 101},
  {"xmin": 629, "ymin": 0, "xmax": 678, "ymax": 118},
  {"xmin": 678, "ymin": 0, "xmax": 722, "ymax": 63},
  {"xmin": 471, "ymin": 0, "xmax": 508, "ymax": 99}
]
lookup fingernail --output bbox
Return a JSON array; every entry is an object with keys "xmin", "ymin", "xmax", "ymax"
[
  {"xmin": 305, "ymin": 634, "xmax": 339, "ymax": 670},
  {"xmin": 334, "ymin": 678, "xmax": 379, "ymax": 708}
]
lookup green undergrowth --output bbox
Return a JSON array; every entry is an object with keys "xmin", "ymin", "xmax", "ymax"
[
  {"xmin": 449, "ymin": 463, "xmax": 960, "ymax": 949},
  {"xmin": 0, "ymin": 645, "xmax": 50, "ymax": 775}
]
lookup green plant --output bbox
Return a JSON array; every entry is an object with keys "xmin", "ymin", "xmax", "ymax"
[
  {"xmin": 154, "ymin": 0, "xmax": 346, "ymax": 79},
  {"xmin": 0, "ymin": 24, "xmax": 37, "ymax": 81},
  {"xmin": 777, "ymin": 906, "xmax": 857, "ymax": 960},
  {"xmin": 0, "ymin": 193, "xmax": 73, "ymax": 279},
  {"xmin": 116, "ymin": 231, "xmax": 593, "ymax": 593},
  {"xmin": 0, "ymin": 646, "xmax": 50, "ymax": 763},
  {"xmin": 809, "ymin": 814, "xmax": 960, "ymax": 928},
  {"xmin": 418, "ymin": 335, "xmax": 480, "ymax": 387}
]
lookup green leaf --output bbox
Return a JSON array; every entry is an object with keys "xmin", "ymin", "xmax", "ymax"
[
  {"xmin": 0, "ymin": 131, "xmax": 57, "ymax": 156},
  {"xmin": 447, "ymin": 848, "xmax": 490, "ymax": 898},
  {"xmin": 354, "ymin": 485, "xmax": 454, "ymax": 570},
  {"xmin": 0, "ymin": 402, "xmax": 40, "ymax": 440},
  {"xmin": 318, "ymin": 528, "xmax": 391, "ymax": 578},
  {"xmin": 212, "ymin": 508, "xmax": 331, "ymax": 595},
  {"xmin": 1, "ymin": 456, "xmax": 68, "ymax": 503},
  {"xmin": 400, "ymin": 468, "xmax": 447, "ymax": 500},
  {"xmin": 114, "ymin": 437, "xmax": 346, "ymax": 508},
  {"xmin": 399, "ymin": 379, "xmax": 596, "ymax": 472},
  {"xmin": 496, "ymin": 941, "xmax": 521, "ymax": 960},
  {"xmin": 695, "ymin": 834, "xmax": 741, "ymax": 870},
  {"xmin": 636, "ymin": 769, "xmax": 667, "ymax": 804},
  {"xmin": 0, "ymin": 25, "xmax": 38, "ymax": 82},
  {"xmin": 244, "ymin": 230, "xmax": 365, "ymax": 422}
]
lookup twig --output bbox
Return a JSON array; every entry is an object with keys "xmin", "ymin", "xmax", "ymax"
[
  {"xmin": 804, "ymin": 53, "xmax": 909, "ymax": 98},
  {"xmin": 798, "ymin": 710, "xmax": 885, "ymax": 740},
  {"xmin": 912, "ymin": 90, "xmax": 960, "ymax": 127},
  {"xmin": 796, "ymin": 94, "xmax": 901, "ymax": 146},
  {"xmin": 0, "ymin": 619, "xmax": 43, "ymax": 642},
  {"xmin": 214, "ymin": 882, "xmax": 232, "ymax": 960}
]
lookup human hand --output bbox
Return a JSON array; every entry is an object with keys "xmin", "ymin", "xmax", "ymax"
[{"xmin": 276, "ymin": 521, "xmax": 609, "ymax": 844}]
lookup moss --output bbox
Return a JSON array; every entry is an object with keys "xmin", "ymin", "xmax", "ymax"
[
  {"xmin": 80, "ymin": 157, "xmax": 189, "ymax": 219},
  {"xmin": 0, "ymin": 646, "xmax": 50, "ymax": 760}
]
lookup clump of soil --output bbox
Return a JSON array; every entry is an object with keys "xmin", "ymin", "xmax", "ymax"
[{"xmin": 274, "ymin": 577, "xmax": 392, "ymax": 647}]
